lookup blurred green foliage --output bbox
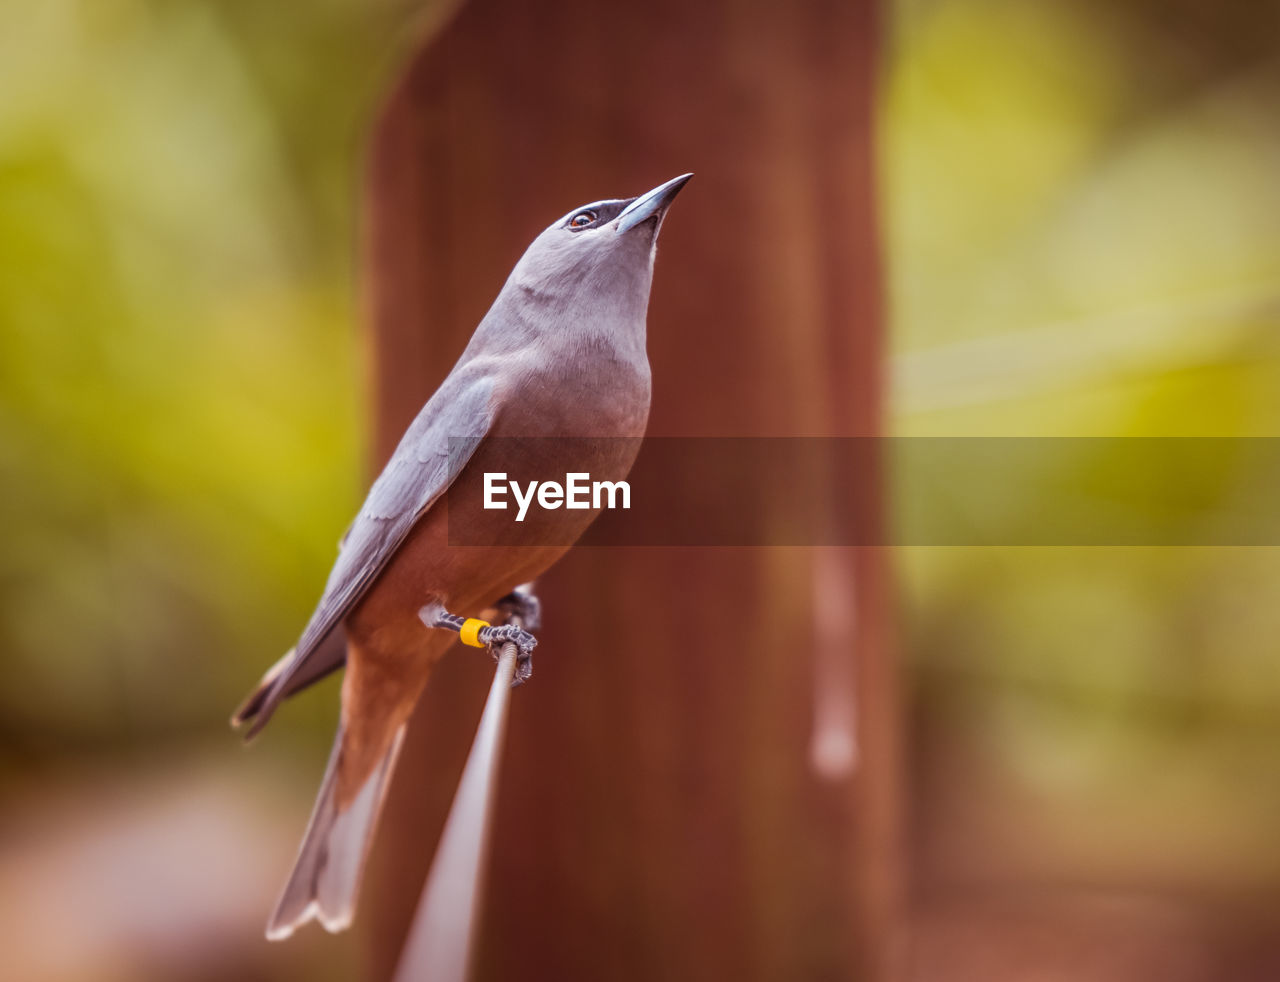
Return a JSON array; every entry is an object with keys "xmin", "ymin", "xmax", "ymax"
[
  {"xmin": 887, "ymin": 0, "xmax": 1280, "ymax": 888},
  {"xmin": 0, "ymin": 0, "xmax": 415, "ymax": 759}
]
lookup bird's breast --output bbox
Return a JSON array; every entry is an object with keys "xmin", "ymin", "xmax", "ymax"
[{"xmin": 501, "ymin": 340, "xmax": 651, "ymax": 439}]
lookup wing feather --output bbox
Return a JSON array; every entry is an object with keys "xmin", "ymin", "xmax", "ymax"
[{"xmin": 239, "ymin": 373, "xmax": 497, "ymax": 737}]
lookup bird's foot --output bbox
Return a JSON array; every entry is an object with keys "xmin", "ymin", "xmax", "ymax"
[
  {"xmin": 494, "ymin": 584, "xmax": 539, "ymax": 684},
  {"xmin": 476, "ymin": 623, "xmax": 537, "ymax": 686},
  {"xmin": 419, "ymin": 599, "xmax": 537, "ymax": 687}
]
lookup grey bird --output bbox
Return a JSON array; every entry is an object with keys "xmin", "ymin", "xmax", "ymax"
[{"xmin": 232, "ymin": 173, "xmax": 692, "ymax": 939}]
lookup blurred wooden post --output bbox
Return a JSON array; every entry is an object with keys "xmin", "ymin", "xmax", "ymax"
[{"xmin": 361, "ymin": 1, "xmax": 901, "ymax": 979}]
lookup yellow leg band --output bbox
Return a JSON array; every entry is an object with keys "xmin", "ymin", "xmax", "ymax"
[{"xmin": 459, "ymin": 617, "xmax": 490, "ymax": 648}]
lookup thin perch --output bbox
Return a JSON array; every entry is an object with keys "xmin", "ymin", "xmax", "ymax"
[{"xmin": 392, "ymin": 623, "xmax": 521, "ymax": 982}]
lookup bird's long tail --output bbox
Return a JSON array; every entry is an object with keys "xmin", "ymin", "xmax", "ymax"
[{"xmin": 266, "ymin": 722, "xmax": 407, "ymax": 940}]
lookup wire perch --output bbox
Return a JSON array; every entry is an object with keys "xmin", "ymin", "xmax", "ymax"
[{"xmin": 392, "ymin": 611, "xmax": 524, "ymax": 982}]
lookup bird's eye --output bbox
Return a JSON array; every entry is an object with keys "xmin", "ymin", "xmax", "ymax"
[{"xmin": 568, "ymin": 211, "xmax": 596, "ymax": 229}]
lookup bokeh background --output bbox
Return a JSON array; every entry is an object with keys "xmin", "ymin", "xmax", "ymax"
[{"xmin": 2, "ymin": 0, "xmax": 1278, "ymax": 979}]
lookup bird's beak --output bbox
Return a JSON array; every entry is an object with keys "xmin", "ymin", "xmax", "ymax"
[{"xmin": 616, "ymin": 173, "xmax": 693, "ymax": 234}]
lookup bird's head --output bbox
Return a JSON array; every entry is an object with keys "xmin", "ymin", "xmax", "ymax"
[{"xmin": 505, "ymin": 174, "xmax": 692, "ymax": 324}]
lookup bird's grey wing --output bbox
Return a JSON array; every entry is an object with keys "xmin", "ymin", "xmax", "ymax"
[
  {"xmin": 230, "ymin": 626, "xmax": 348, "ymax": 728},
  {"xmin": 236, "ymin": 374, "xmax": 498, "ymax": 737}
]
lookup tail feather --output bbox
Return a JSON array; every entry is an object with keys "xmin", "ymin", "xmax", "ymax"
[{"xmin": 266, "ymin": 723, "xmax": 407, "ymax": 940}]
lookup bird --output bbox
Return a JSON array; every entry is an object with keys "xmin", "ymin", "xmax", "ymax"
[{"xmin": 232, "ymin": 173, "xmax": 692, "ymax": 940}]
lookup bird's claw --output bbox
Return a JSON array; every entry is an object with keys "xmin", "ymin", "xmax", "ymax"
[
  {"xmin": 477, "ymin": 623, "xmax": 536, "ymax": 686},
  {"xmin": 513, "ymin": 650, "xmax": 533, "ymax": 687}
]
